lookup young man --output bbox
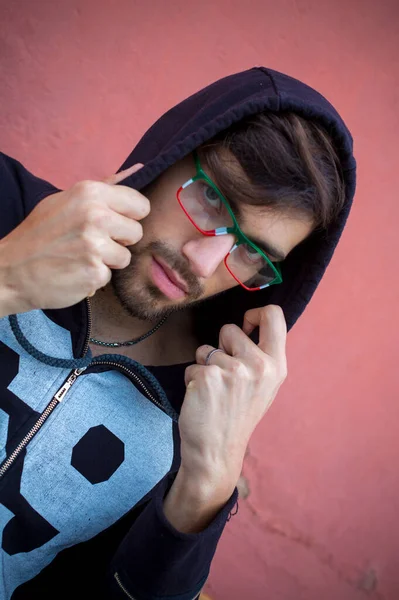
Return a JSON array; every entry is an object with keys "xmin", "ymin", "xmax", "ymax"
[{"xmin": 0, "ymin": 66, "xmax": 356, "ymax": 599}]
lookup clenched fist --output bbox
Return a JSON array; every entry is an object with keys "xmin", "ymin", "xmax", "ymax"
[{"xmin": 0, "ymin": 163, "xmax": 147, "ymax": 317}]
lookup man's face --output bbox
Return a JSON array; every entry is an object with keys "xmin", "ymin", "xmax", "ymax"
[{"xmin": 111, "ymin": 152, "xmax": 313, "ymax": 321}]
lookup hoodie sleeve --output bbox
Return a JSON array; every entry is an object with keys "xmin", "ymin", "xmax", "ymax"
[
  {"xmin": 0, "ymin": 151, "xmax": 59, "ymax": 239},
  {"xmin": 108, "ymin": 472, "xmax": 239, "ymax": 600}
]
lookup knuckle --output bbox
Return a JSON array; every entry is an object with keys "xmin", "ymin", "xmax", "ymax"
[
  {"xmin": 79, "ymin": 229, "xmax": 101, "ymax": 256},
  {"xmin": 87, "ymin": 208, "xmax": 109, "ymax": 229},
  {"xmin": 184, "ymin": 364, "xmax": 195, "ymax": 379},
  {"xmin": 74, "ymin": 179, "xmax": 99, "ymax": 198},
  {"xmin": 265, "ymin": 304, "xmax": 285, "ymax": 322},
  {"xmin": 229, "ymin": 359, "xmax": 247, "ymax": 377},
  {"xmin": 267, "ymin": 304, "xmax": 283, "ymax": 315},
  {"xmin": 203, "ymin": 364, "xmax": 220, "ymax": 381},
  {"xmin": 84, "ymin": 262, "xmax": 105, "ymax": 288},
  {"xmin": 77, "ymin": 202, "xmax": 110, "ymax": 232},
  {"xmin": 220, "ymin": 323, "xmax": 235, "ymax": 339},
  {"xmin": 76, "ymin": 200, "xmax": 97, "ymax": 224}
]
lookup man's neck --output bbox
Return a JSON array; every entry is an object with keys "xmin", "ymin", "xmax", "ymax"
[
  {"xmin": 88, "ymin": 285, "xmax": 198, "ymax": 366},
  {"xmin": 89, "ymin": 284, "xmax": 154, "ymax": 342}
]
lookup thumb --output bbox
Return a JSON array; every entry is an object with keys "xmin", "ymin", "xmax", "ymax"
[{"xmin": 103, "ymin": 162, "xmax": 144, "ymax": 185}]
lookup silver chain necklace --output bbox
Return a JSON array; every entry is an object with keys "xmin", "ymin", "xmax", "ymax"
[{"xmin": 89, "ymin": 315, "xmax": 168, "ymax": 348}]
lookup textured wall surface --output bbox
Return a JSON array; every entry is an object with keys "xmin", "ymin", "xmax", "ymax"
[{"xmin": 1, "ymin": 1, "xmax": 398, "ymax": 598}]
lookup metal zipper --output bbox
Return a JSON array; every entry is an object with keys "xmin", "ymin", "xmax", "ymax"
[
  {"xmin": 93, "ymin": 361, "xmax": 164, "ymax": 412},
  {"xmin": 0, "ymin": 360, "xmax": 163, "ymax": 480},
  {"xmin": 114, "ymin": 573, "xmax": 137, "ymax": 600},
  {"xmin": 0, "ymin": 299, "xmax": 92, "ymax": 480},
  {"xmin": 114, "ymin": 572, "xmax": 203, "ymax": 600},
  {"xmin": 0, "ymin": 367, "xmax": 86, "ymax": 479},
  {"xmin": 82, "ymin": 297, "xmax": 93, "ymax": 357}
]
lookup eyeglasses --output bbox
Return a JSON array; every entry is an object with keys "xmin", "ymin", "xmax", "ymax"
[{"xmin": 176, "ymin": 151, "xmax": 283, "ymax": 291}]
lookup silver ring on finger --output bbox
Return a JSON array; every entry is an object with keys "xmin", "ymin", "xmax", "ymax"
[{"xmin": 205, "ymin": 348, "xmax": 225, "ymax": 366}]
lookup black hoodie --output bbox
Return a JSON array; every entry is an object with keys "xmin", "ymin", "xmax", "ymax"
[{"xmin": 0, "ymin": 66, "xmax": 356, "ymax": 600}]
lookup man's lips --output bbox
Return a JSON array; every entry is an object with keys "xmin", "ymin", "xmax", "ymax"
[
  {"xmin": 154, "ymin": 256, "xmax": 188, "ymax": 292},
  {"xmin": 150, "ymin": 255, "xmax": 188, "ymax": 300}
]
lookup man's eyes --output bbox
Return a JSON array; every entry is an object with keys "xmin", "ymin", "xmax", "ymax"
[{"xmin": 202, "ymin": 184, "xmax": 221, "ymax": 206}]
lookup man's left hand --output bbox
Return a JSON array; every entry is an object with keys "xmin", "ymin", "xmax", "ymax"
[{"xmin": 163, "ymin": 304, "xmax": 287, "ymax": 532}]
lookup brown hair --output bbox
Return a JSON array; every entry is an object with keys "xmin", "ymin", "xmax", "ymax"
[{"xmin": 200, "ymin": 112, "xmax": 346, "ymax": 230}]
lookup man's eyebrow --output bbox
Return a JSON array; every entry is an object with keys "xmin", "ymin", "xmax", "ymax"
[
  {"xmin": 245, "ymin": 235, "xmax": 286, "ymax": 262},
  {"xmin": 226, "ymin": 197, "xmax": 287, "ymax": 262}
]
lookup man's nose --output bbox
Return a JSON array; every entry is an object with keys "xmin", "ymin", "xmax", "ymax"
[{"xmin": 182, "ymin": 234, "xmax": 236, "ymax": 279}]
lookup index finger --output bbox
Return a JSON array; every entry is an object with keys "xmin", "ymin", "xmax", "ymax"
[
  {"xmin": 243, "ymin": 305, "xmax": 287, "ymax": 358},
  {"xmin": 103, "ymin": 162, "xmax": 144, "ymax": 185}
]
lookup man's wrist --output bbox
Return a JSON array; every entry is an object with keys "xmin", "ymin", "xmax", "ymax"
[{"xmin": 163, "ymin": 467, "xmax": 236, "ymax": 534}]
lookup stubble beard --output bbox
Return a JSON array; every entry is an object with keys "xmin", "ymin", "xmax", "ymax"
[{"xmin": 111, "ymin": 240, "xmax": 205, "ymax": 322}]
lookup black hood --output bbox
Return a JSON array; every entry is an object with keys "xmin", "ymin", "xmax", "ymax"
[{"xmin": 117, "ymin": 66, "xmax": 357, "ymax": 345}]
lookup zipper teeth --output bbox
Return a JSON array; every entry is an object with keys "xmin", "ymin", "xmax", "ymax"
[
  {"xmin": 94, "ymin": 361, "xmax": 164, "ymax": 411},
  {"xmin": 0, "ymin": 361, "xmax": 162, "ymax": 479},
  {"xmin": 83, "ymin": 298, "xmax": 92, "ymax": 357},
  {"xmin": 0, "ymin": 368, "xmax": 85, "ymax": 480},
  {"xmin": 114, "ymin": 573, "xmax": 137, "ymax": 600},
  {"xmin": 0, "ymin": 397, "xmax": 58, "ymax": 478}
]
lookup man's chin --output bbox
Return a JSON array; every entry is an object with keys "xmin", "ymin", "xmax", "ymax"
[
  {"xmin": 111, "ymin": 243, "xmax": 207, "ymax": 320},
  {"xmin": 111, "ymin": 277, "xmax": 190, "ymax": 321}
]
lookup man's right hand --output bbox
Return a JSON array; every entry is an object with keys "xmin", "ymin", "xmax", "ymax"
[{"xmin": 0, "ymin": 162, "xmax": 147, "ymax": 317}]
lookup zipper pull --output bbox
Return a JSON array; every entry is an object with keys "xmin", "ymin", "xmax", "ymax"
[{"xmin": 54, "ymin": 367, "xmax": 87, "ymax": 402}]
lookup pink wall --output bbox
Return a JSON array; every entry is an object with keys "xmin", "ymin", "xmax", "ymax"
[{"xmin": 1, "ymin": 1, "xmax": 398, "ymax": 598}]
